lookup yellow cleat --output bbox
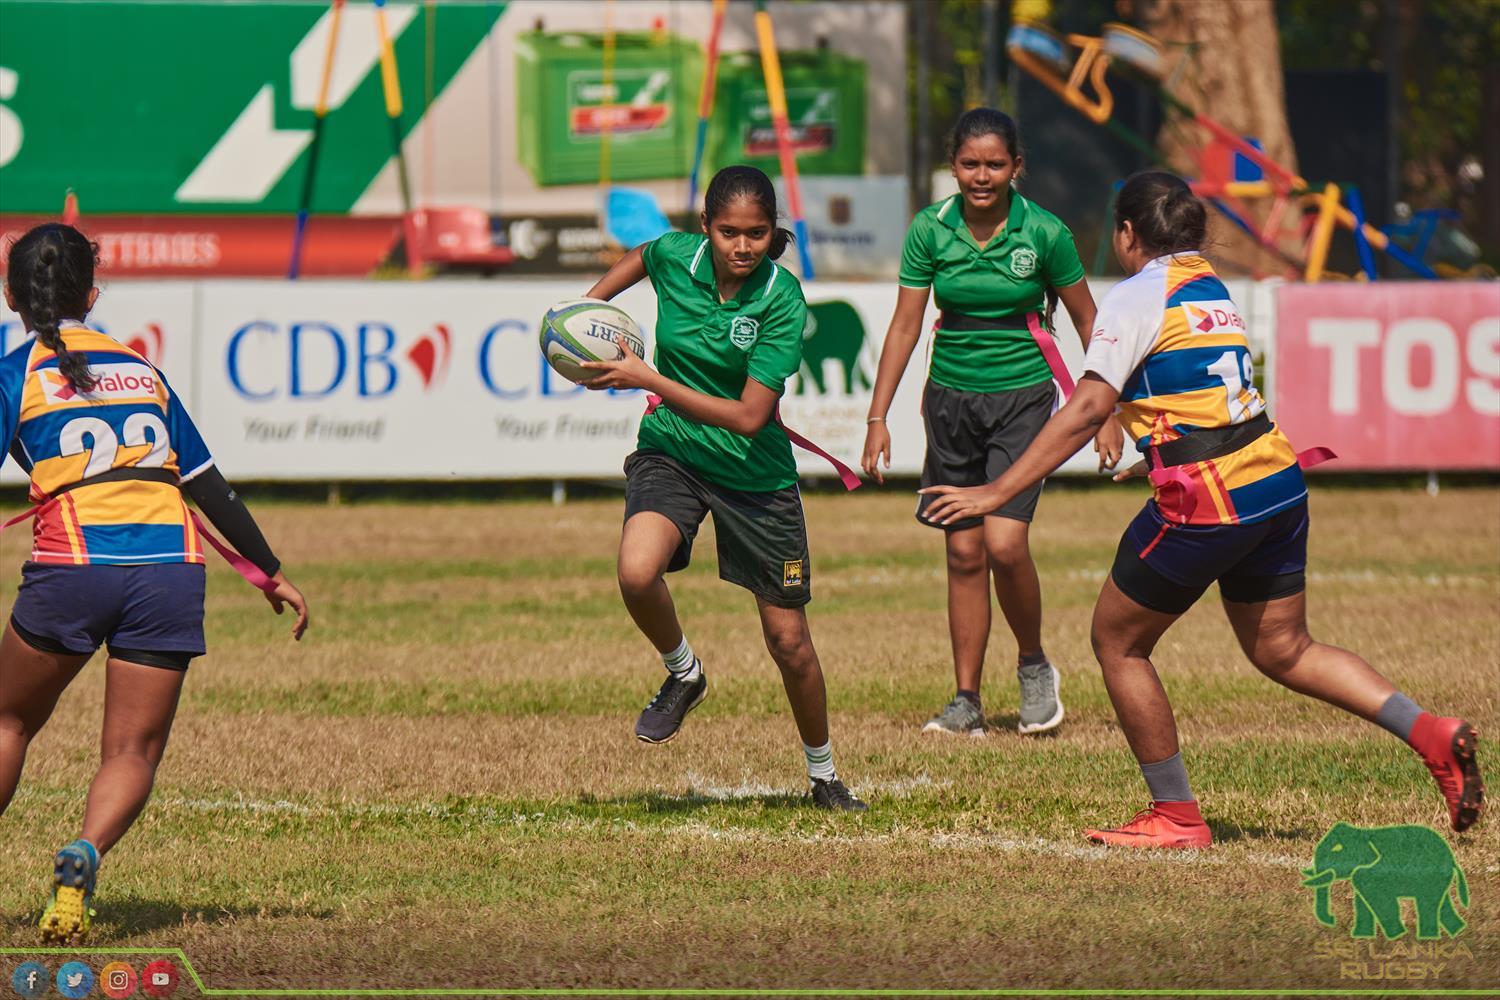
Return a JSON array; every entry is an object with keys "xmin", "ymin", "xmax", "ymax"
[{"xmin": 38, "ymin": 841, "xmax": 98, "ymax": 944}]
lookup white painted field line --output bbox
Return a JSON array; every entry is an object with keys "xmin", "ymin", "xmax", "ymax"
[{"xmin": 15, "ymin": 785, "xmax": 1496, "ymax": 874}]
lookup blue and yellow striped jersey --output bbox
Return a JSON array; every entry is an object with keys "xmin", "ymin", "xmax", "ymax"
[
  {"xmin": 0, "ymin": 326, "xmax": 214, "ymax": 564},
  {"xmin": 1083, "ymin": 254, "xmax": 1305, "ymax": 525}
]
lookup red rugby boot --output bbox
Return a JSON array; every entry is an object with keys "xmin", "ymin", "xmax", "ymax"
[
  {"xmin": 1410, "ymin": 714, "xmax": 1484, "ymax": 832},
  {"xmin": 1084, "ymin": 800, "xmax": 1212, "ymax": 850}
]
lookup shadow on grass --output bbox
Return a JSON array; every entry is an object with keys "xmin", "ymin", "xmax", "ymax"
[
  {"xmin": 582, "ymin": 790, "xmax": 810, "ymax": 815},
  {"xmin": 5, "ymin": 900, "xmax": 340, "ymax": 940},
  {"xmin": 1207, "ymin": 820, "xmax": 1318, "ymax": 843}
]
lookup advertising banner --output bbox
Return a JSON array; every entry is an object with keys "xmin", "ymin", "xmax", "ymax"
[
  {"xmin": 1275, "ymin": 284, "xmax": 1500, "ymax": 470},
  {"xmin": 182, "ymin": 280, "xmax": 1132, "ymax": 482}
]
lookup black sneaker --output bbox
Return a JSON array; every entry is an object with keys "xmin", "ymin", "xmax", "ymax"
[
  {"xmin": 634, "ymin": 664, "xmax": 707, "ymax": 744},
  {"xmin": 809, "ymin": 777, "xmax": 868, "ymax": 812}
]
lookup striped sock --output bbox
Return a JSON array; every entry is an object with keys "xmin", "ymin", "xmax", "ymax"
[
  {"xmin": 803, "ymin": 741, "xmax": 836, "ymax": 782},
  {"xmin": 663, "ymin": 636, "xmax": 700, "ymax": 682}
]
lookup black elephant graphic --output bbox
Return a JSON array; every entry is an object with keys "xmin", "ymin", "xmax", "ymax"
[
  {"xmin": 1302, "ymin": 822, "xmax": 1469, "ymax": 940},
  {"xmin": 795, "ymin": 299, "xmax": 872, "ymax": 396}
]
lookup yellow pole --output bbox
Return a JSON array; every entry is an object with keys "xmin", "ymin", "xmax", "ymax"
[{"xmin": 1304, "ymin": 183, "xmax": 1341, "ymax": 282}]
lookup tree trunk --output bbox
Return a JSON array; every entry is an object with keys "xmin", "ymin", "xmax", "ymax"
[{"xmin": 1142, "ymin": 0, "xmax": 1299, "ymax": 274}]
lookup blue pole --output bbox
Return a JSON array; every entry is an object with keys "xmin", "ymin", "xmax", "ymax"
[{"xmin": 1346, "ymin": 187, "xmax": 1378, "ymax": 281}]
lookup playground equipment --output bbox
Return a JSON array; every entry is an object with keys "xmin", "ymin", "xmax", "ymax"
[
  {"xmin": 1006, "ymin": 19, "xmax": 1464, "ymax": 281},
  {"xmin": 686, "ymin": 0, "xmax": 729, "ymax": 213},
  {"xmin": 751, "ymin": 0, "xmax": 815, "ymax": 279}
]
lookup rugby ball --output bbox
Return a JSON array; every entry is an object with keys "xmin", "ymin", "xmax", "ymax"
[{"xmin": 539, "ymin": 298, "xmax": 647, "ymax": 384}]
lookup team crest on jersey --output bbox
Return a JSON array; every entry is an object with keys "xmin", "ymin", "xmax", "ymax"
[
  {"xmin": 783, "ymin": 560, "xmax": 804, "ymax": 588},
  {"xmin": 730, "ymin": 316, "xmax": 760, "ymax": 350},
  {"xmin": 1008, "ymin": 247, "xmax": 1038, "ymax": 278},
  {"xmin": 1182, "ymin": 300, "xmax": 1246, "ymax": 335}
]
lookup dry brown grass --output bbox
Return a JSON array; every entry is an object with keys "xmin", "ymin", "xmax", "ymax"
[{"xmin": 2, "ymin": 484, "xmax": 1496, "ymax": 993}]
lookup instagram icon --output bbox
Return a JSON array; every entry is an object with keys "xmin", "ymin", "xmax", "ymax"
[{"xmin": 101, "ymin": 962, "xmax": 137, "ymax": 999}]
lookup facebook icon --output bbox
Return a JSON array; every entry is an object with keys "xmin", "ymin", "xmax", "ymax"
[{"xmin": 11, "ymin": 962, "xmax": 49, "ymax": 999}]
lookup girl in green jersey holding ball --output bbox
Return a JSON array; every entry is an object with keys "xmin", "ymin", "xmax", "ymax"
[
  {"xmin": 581, "ymin": 166, "xmax": 865, "ymax": 811},
  {"xmin": 862, "ymin": 109, "xmax": 1122, "ymax": 738}
]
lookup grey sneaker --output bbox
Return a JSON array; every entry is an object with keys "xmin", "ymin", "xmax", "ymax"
[
  {"xmin": 921, "ymin": 696, "xmax": 986, "ymax": 736},
  {"xmin": 1017, "ymin": 661, "xmax": 1064, "ymax": 734},
  {"xmin": 634, "ymin": 664, "xmax": 707, "ymax": 744}
]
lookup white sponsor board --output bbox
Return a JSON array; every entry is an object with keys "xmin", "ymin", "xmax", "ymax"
[
  {"xmin": 2, "ymin": 276, "xmax": 1281, "ymax": 485},
  {"xmin": 0, "ymin": 282, "xmax": 196, "ymax": 484}
]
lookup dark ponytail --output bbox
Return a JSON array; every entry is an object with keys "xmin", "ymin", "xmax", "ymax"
[
  {"xmin": 6, "ymin": 223, "xmax": 98, "ymax": 391},
  {"xmin": 1114, "ymin": 170, "xmax": 1207, "ymax": 257},
  {"xmin": 703, "ymin": 165, "xmax": 795, "ymax": 260}
]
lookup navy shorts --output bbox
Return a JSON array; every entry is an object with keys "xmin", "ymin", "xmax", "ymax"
[
  {"xmin": 1110, "ymin": 501, "xmax": 1309, "ymax": 615},
  {"xmin": 10, "ymin": 563, "xmax": 207, "ymax": 670}
]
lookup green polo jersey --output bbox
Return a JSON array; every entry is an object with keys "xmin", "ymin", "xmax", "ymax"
[
  {"xmin": 638, "ymin": 231, "xmax": 807, "ymax": 492},
  {"xmin": 899, "ymin": 192, "xmax": 1085, "ymax": 393}
]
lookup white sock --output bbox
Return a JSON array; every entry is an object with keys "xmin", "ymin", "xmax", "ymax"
[
  {"xmin": 803, "ymin": 741, "xmax": 836, "ymax": 782},
  {"xmin": 663, "ymin": 636, "xmax": 699, "ymax": 682}
]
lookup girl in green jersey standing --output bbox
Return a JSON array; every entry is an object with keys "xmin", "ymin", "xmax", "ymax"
[
  {"xmin": 581, "ymin": 166, "xmax": 865, "ymax": 811},
  {"xmin": 861, "ymin": 109, "xmax": 1121, "ymax": 738}
]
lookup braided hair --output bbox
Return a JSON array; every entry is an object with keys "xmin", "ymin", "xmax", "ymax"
[{"xmin": 6, "ymin": 223, "xmax": 98, "ymax": 391}]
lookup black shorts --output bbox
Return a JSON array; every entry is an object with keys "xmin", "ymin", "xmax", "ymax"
[
  {"xmin": 916, "ymin": 378, "xmax": 1056, "ymax": 531},
  {"xmin": 10, "ymin": 562, "xmax": 206, "ymax": 670},
  {"xmin": 1110, "ymin": 500, "xmax": 1310, "ymax": 615},
  {"xmin": 624, "ymin": 450, "xmax": 811, "ymax": 608}
]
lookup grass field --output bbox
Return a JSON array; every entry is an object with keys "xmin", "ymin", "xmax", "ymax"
[{"xmin": 2, "ymin": 484, "xmax": 1496, "ymax": 995}]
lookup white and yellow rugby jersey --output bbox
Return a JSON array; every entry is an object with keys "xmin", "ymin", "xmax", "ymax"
[
  {"xmin": 0, "ymin": 325, "xmax": 214, "ymax": 564},
  {"xmin": 1083, "ymin": 254, "xmax": 1306, "ymax": 525}
]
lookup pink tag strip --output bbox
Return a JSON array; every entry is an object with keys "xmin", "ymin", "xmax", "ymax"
[
  {"xmin": 1025, "ymin": 311, "xmax": 1076, "ymax": 400},
  {"xmin": 1296, "ymin": 446, "xmax": 1337, "ymax": 469},
  {"xmin": 644, "ymin": 393, "xmax": 861, "ymax": 491},
  {"xmin": 1148, "ymin": 441, "xmax": 1340, "ymax": 526},
  {"xmin": 188, "ymin": 511, "xmax": 278, "ymax": 594}
]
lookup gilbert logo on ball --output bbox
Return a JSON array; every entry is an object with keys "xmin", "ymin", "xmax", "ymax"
[
  {"xmin": 539, "ymin": 298, "xmax": 647, "ymax": 384},
  {"xmin": 1008, "ymin": 247, "xmax": 1038, "ymax": 278},
  {"xmin": 730, "ymin": 316, "xmax": 760, "ymax": 350}
]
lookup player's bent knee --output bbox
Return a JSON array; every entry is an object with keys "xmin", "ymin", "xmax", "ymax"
[
  {"xmin": 1248, "ymin": 630, "xmax": 1313, "ymax": 675},
  {"xmin": 985, "ymin": 541, "xmax": 1030, "ymax": 573},
  {"xmin": 616, "ymin": 561, "xmax": 663, "ymax": 599},
  {"xmin": 945, "ymin": 542, "xmax": 986, "ymax": 577},
  {"xmin": 763, "ymin": 629, "xmax": 812, "ymax": 672}
]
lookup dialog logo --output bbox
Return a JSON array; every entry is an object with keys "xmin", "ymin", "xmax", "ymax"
[
  {"xmin": 11, "ymin": 962, "xmax": 48, "ymax": 999},
  {"xmin": 56, "ymin": 961, "xmax": 94, "ymax": 999},
  {"xmin": 100, "ymin": 962, "xmax": 137, "ymax": 1000},
  {"xmin": 139, "ymin": 961, "xmax": 177, "ymax": 999},
  {"xmin": 1182, "ymin": 300, "xmax": 1246, "ymax": 335}
]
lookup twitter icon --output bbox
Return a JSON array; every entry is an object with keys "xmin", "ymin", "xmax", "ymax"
[{"xmin": 57, "ymin": 961, "xmax": 94, "ymax": 998}]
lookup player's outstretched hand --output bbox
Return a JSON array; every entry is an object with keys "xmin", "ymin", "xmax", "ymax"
[
  {"xmin": 265, "ymin": 571, "xmax": 310, "ymax": 641},
  {"xmin": 1094, "ymin": 420, "xmax": 1123, "ymax": 472},
  {"xmin": 582, "ymin": 334, "xmax": 655, "ymax": 391},
  {"xmin": 918, "ymin": 483, "xmax": 1002, "ymax": 525},
  {"xmin": 1112, "ymin": 459, "xmax": 1148, "ymax": 482},
  {"xmin": 861, "ymin": 422, "xmax": 892, "ymax": 485}
]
